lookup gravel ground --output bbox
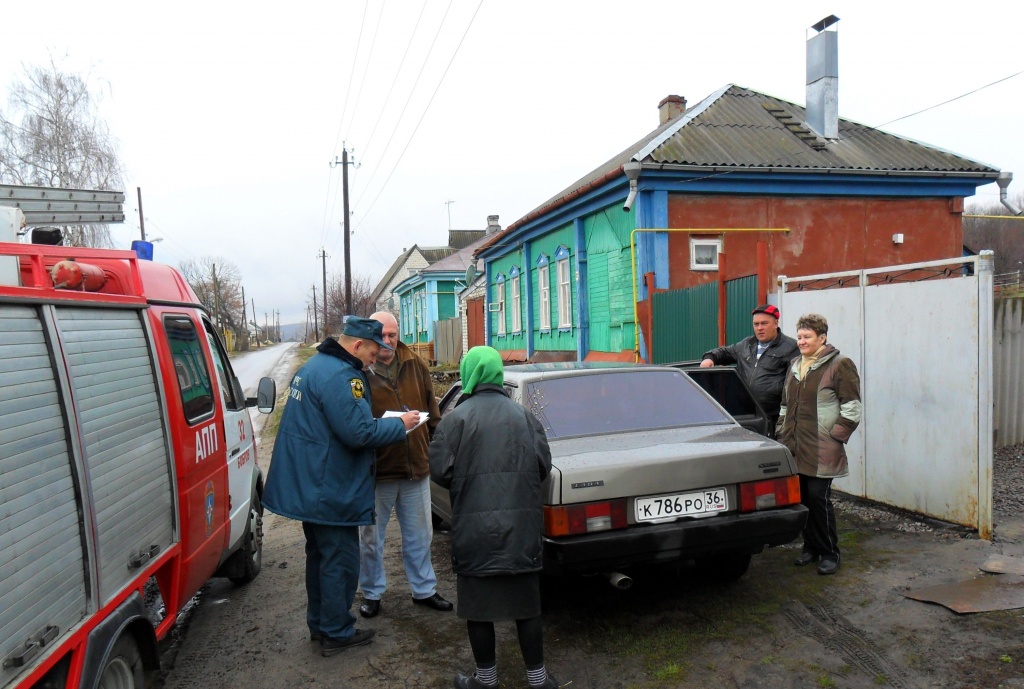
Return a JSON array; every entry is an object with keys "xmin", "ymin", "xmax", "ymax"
[{"xmin": 826, "ymin": 441, "xmax": 1024, "ymax": 540}]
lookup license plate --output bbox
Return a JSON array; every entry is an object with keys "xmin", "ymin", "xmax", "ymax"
[{"xmin": 635, "ymin": 488, "xmax": 728, "ymax": 523}]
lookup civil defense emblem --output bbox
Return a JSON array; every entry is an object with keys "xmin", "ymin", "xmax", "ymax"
[{"xmin": 205, "ymin": 480, "xmax": 215, "ymax": 536}]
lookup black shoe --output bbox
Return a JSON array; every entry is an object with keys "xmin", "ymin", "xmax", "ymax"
[
  {"xmin": 533, "ymin": 673, "xmax": 562, "ymax": 689},
  {"xmin": 310, "ymin": 631, "xmax": 322, "ymax": 642},
  {"xmin": 359, "ymin": 598, "xmax": 381, "ymax": 618},
  {"xmin": 453, "ymin": 672, "xmax": 498, "ymax": 689},
  {"xmin": 795, "ymin": 552, "xmax": 819, "ymax": 567},
  {"xmin": 412, "ymin": 592, "xmax": 453, "ymax": 611},
  {"xmin": 320, "ymin": 629, "xmax": 375, "ymax": 656},
  {"xmin": 818, "ymin": 558, "xmax": 840, "ymax": 575}
]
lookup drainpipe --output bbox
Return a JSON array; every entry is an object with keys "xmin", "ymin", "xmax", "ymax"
[
  {"xmin": 997, "ymin": 172, "xmax": 1023, "ymax": 215},
  {"xmin": 622, "ymin": 161, "xmax": 641, "ymax": 212}
]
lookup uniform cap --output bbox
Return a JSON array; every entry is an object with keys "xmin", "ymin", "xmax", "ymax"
[{"xmin": 343, "ymin": 316, "xmax": 393, "ymax": 350}]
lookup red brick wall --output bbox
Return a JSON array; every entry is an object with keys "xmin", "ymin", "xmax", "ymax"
[{"xmin": 666, "ymin": 195, "xmax": 962, "ymax": 288}]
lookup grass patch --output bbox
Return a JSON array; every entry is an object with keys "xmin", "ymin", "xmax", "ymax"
[{"xmin": 260, "ymin": 345, "xmax": 316, "ymax": 442}]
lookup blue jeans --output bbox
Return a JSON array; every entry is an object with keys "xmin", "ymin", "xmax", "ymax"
[
  {"xmin": 358, "ymin": 477, "xmax": 438, "ymax": 600},
  {"xmin": 303, "ymin": 522, "xmax": 359, "ymax": 640}
]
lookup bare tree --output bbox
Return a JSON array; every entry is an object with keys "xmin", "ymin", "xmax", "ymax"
[
  {"xmin": 305, "ymin": 272, "xmax": 377, "ymax": 337},
  {"xmin": 964, "ymin": 191, "xmax": 1024, "ymax": 275},
  {"xmin": 0, "ymin": 56, "xmax": 124, "ymax": 247},
  {"xmin": 180, "ymin": 257, "xmax": 248, "ymax": 349}
]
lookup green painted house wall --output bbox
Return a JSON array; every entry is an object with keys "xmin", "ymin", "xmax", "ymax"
[
  {"xmin": 529, "ymin": 224, "xmax": 576, "ymax": 352},
  {"xmin": 437, "ymin": 280, "xmax": 458, "ymax": 322},
  {"xmin": 584, "ymin": 207, "xmax": 636, "ymax": 353},
  {"xmin": 489, "ymin": 251, "xmax": 527, "ymax": 351}
]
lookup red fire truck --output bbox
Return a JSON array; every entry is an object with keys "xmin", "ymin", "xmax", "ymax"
[{"xmin": 0, "ymin": 198, "xmax": 275, "ymax": 689}]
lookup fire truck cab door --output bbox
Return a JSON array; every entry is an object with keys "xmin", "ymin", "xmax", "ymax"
[{"xmin": 201, "ymin": 318, "xmax": 256, "ymax": 553}]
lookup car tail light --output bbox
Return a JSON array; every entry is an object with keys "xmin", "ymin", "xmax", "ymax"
[
  {"xmin": 738, "ymin": 475, "xmax": 801, "ymax": 512},
  {"xmin": 544, "ymin": 500, "xmax": 628, "ymax": 537}
]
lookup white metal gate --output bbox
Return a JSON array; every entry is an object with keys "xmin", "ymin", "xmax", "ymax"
[{"xmin": 778, "ymin": 253, "xmax": 993, "ymax": 537}]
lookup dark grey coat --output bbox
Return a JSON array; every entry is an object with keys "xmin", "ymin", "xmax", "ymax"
[
  {"xmin": 702, "ymin": 331, "xmax": 799, "ymax": 423},
  {"xmin": 428, "ymin": 384, "xmax": 552, "ymax": 576}
]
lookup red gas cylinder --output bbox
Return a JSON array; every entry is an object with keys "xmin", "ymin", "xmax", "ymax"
[{"xmin": 51, "ymin": 260, "xmax": 107, "ymax": 291}]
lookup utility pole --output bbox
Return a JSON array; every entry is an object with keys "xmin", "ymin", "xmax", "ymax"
[
  {"xmin": 276, "ymin": 310, "xmax": 281, "ymax": 342},
  {"xmin": 241, "ymin": 285, "xmax": 247, "ymax": 351},
  {"xmin": 137, "ymin": 187, "xmax": 146, "ymax": 241},
  {"xmin": 312, "ymin": 285, "xmax": 319, "ymax": 341},
  {"xmin": 251, "ymin": 298, "xmax": 260, "ymax": 348},
  {"xmin": 330, "ymin": 145, "xmax": 356, "ymax": 315},
  {"xmin": 445, "ymin": 199, "xmax": 455, "ymax": 231},
  {"xmin": 318, "ymin": 248, "xmax": 329, "ymax": 336},
  {"xmin": 211, "ymin": 263, "xmax": 221, "ymax": 331},
  {"xmin": 264, "ymin": 312, "xmax": 268, "ymax": 342}
]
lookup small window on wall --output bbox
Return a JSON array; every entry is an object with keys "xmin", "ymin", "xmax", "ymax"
[
  {"xmin": 495, "ymin": 275, "xmax": 506, "ymax": 336},
  {"xmin": 164, "ymin": 315, "xmax": 215, "ymax": 424},
  {"xmin": 690, "ymin": 237, "xmax": 722, "ymax": 271},
  {"xmin": 554, "ymin": 246, "xmax": 572, "ymax": 330},
  {"xmin": 510, "ymin": 267, "xmax": 522, "ymax": 333},
  {"xmin": 537, "ymin": 254, "xmax": 551, "ymax": 331}
]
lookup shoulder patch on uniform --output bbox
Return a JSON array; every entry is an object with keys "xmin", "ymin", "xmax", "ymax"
[{"xmin": 350, "ymin": 378, "xmax": 365, "ymax": 399}]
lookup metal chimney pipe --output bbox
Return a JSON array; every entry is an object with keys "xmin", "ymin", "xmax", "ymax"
[
  {"xmin": 996, "ymin": 172, "xmax": 1023, "ymax": 215},
  {"xmin": 806, "ymin": 15, "xmax": 840, "ymax": 140}
]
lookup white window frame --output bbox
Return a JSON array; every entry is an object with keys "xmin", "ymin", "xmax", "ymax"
[
  {"xmin": 538, "ymin": 265, "xmax": 551, "ymax": 331},
  {"xmin": 511, "ymin": 273, "xmax": 522, "ymax": 333},
  {"xmin": 496, "ymin": 277, "xmax": 506, "ymax": 336},
  {"xmin": 690, "ymin": 237, "xmax": 722, "ymax": 271},
  {"xmin": 557, "ymin": 257, "xmax": 572, "ymax": 329}
]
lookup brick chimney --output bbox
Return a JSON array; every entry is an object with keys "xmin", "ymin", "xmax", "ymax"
[{"xmin": 658, "ymin": 95, "xmax": 687, "ymax": 124}]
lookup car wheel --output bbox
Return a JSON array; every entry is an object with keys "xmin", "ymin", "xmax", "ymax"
[
  {"xmin": 229, "ymin": 492, "xmax": 264, "ymax": 585},
  {"xmin": 98, "ymin": 634, "xmax": 143, "ymax": 689},
  {"xmin": 694, "ymin": 551, "xmax": 752, "ymax": 582}
]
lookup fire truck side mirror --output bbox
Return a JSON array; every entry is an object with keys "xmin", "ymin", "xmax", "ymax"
[{"xmin": 248, "ymin": 377, "xmax": 276, "ymax": 414}]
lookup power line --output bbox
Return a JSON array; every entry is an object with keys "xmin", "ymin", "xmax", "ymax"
[
  {"xmin": 351, "ymin": 0, "xmax": 457, "ymax": 212},
  {"xmin": 352, "ymin": 0, "xmax": 484, "ymax": 233},
  {"xmin": 332, "ymin": 0, "xmax": 370, "ymax": 155},
  {"xmin": 345, "ymin": 0, "xmax": 389, "ymax": 143}
]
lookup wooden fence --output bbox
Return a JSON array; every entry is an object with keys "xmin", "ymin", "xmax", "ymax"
[
  {"xmin": 434, "ymin": 317, "xmax": 462, "ymax": 365},
  {"xmin": 995, "ymin": 296, "xmax": 1024, "ymax": 447}
]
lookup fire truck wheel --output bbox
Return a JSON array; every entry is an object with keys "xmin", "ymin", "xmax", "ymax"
[
  {"xmin": 230, "ymin": 492, "xmax": 264, "ymax": 585},
  {"xmin": 98, "ymin": 634, "xmax": 143, "ymax": 689}
]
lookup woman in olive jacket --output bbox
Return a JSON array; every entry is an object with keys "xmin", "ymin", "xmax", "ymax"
[
  {"xmin": 428, "ymin": 346, "xmax": 558, "ymax": 689},
  {"xmin": 776, "ymin": 314, "xmax": 862, "ymax": 576}
]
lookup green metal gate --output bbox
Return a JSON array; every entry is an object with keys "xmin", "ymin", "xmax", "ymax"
[{"xmin": 651, "ymin": 275, "xmax": 758, "ymax": 364}]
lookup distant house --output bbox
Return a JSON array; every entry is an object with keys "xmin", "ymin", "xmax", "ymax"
[
  {"xmin": 371, "ymin": 229, "xmax": 484, "ymax": 316},
  {"xmin": 476, "ymin": 22, "xmax": 999, "ymax": 363},
  {"xmin": 393, "ymin": 217, "xmax": 499, "ymax": 362}
]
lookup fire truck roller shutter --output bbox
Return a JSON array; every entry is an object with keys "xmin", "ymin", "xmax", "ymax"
[
  {"xmin": 55, "ymin": 306, "xmax": 175, "ymax": 606},
  {"xmin": 0, "ymin": 305, "xmax": 88, "ymax": 687}
]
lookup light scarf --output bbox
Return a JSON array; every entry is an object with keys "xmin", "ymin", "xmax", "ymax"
[{"xmin": 798, "ymin": 343, "xmax": 827, "ymax": 380}]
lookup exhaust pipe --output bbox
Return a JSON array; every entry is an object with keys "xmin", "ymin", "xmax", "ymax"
[{"xmin": 605, "ymin": 571, "xmax": 632, "ymax": 590}]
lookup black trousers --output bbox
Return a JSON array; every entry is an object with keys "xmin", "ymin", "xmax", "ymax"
[{"xmin": 799, "ymin": 474, "xmax": 840, "ymax": 562}]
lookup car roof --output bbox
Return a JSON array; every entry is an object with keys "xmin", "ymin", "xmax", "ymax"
[{"xmin": 502, "ymin": 362, "xmax": 681, "ymax": 385}]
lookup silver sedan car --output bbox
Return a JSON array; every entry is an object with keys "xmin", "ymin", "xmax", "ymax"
[{"xmin": 430, "ymin": 363, "xmax": 808, "ymax": 584}]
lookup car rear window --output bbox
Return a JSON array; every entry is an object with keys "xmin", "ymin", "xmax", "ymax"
[{"xmin": 524, "ymin": 370, "xmax": 731, "ymax": 438}]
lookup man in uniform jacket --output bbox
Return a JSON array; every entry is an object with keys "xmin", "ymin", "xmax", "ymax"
[
  {"xmin": 263, "ymin": 317, "xmax": 420, "ymax": 656},
  {"xmin": 700, "ymin": 304, "xmax": 799, "ymax": 436},
  {"xmin": 357, "ymin": 311, "xmax": 451, "ymax": 618}
]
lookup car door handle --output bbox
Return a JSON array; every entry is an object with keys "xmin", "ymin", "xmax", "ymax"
[
  {"xmin": 3, "ymin": 625, "xmax": 58, "ymax": 668},
  {"xmin": 230, "ymin": 447, "xmax": 241, "ymax": 457}
]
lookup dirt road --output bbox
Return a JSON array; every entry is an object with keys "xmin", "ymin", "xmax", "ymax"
[{"xmin": 155, "ymin": 354, "xmax": 1024, "ymax": 688}]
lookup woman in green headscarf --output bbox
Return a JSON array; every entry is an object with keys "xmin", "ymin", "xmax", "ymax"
[{"xmin": 428, "ymin": 347, "xmax": 559, "ymax": 689}]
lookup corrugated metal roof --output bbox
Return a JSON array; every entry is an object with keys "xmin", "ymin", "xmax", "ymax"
[
  {"xmin": 649, "ymin": 85, "xmax": 998, "ymax": 172},
  {"xmin": 448, "ymin": 229, "xmax": 486, "ymax": 250},
  {"xmin": 419, "ymin": 247, "xmax": 457, "ymax": 263},
  {"xmin": 488, "ymin": 84, "xmax": 999, "ymax": 248}
]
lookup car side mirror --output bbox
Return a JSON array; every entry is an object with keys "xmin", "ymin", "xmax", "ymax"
[{"xmin": 246, "ymin": 377, "xmax": 276, "ymax": 414}]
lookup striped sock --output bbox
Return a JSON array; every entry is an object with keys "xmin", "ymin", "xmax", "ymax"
[
  {"xmin": 527, "ymin": 665, "xmax": 548, "ymax": 687},
  {"xmin": 475, "ymin": 664, "xmax": 497, "ymax": 686}
]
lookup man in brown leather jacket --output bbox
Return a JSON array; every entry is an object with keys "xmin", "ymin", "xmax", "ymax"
[{"xmin": 357, "ymin": 311, "xmax": 452, "ymax": 618}]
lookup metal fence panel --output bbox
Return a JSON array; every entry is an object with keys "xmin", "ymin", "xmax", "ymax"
[
  {"xmin": 652, "ymin": 282, "xmax": 717, "ymax": 363},
  {"xmin": 779, "ymin": 255, "xmax": 993, "ymax": 536},
  {"xmin": 726, "ymin": 275, "xmax": 758, "ymax": 344}
]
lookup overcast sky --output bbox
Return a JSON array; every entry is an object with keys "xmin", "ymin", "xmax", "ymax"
[{"xmin": 3, "ymin": 1, "xmax": 1022, "ymax": 324}]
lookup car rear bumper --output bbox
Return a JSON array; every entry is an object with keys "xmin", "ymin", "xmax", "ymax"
[{"xmin": 542, "ymin": 504, "xmax": 808, "ymax": 575}]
